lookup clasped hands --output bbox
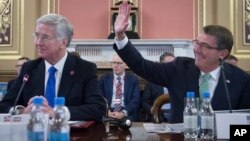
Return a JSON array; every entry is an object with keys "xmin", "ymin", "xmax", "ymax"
[
  {"xmin": 22, "ymin": 96, "xmax": 54, "ymax": 117},
  {"xmin": 108, "ymin": 110, "xmax": 125, "ymax": 119}
]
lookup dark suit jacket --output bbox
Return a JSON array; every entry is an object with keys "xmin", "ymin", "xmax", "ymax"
[
  {"xmin": 142, "ymin": 82, "xmax": 164, "ymax": 115},
  {"xmin": 7, "ymin": 79, "xmax": 17, "ymax": 92},
  {"xmin": 99, "ymin": 72, "xmax": 141, "ymax": 121},
  {"xmin": 0, "ymin": 53, "xmax": 106, "ymax": 122},
  {"xmin": 142, "ymin": 82, "xmax": 168, "ymax": 122},
  {"xmin": 114, "ymin": 41, "xmax": 250, "ymax": 123}
]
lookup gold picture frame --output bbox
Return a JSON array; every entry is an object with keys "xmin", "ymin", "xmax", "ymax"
[
  {"xmin": 243, "ymin": 0, "xmax": 250, "ymax": 45},
  {"xmin": 112, "ymin": 0, "xmax": 138, "ymax": 8},
  {"xmin": 235, "ymin": 0, "xmax": 250, "ymax": 53},
  {"xmin": 110, "ymin": 11, "xmax": 138, "ymax": 33}
]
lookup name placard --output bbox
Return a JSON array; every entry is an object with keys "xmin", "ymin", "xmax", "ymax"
[{"xmin": 215, "ymin": 113, "xmax": 250, "ymax": 139}]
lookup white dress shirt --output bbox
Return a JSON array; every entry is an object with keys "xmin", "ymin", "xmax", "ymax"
[
  {"xmin": 115, "ymin": 36, "xmax": 129, "ymax": 49},
  {"xmin": 44, "ymin": 52, "xmax": 70, "ymax": 120}
]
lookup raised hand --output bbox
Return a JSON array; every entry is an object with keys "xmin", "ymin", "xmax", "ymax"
[{"xmin": 114, "ymin": 1, "xmax": 131, "ymax": 40}]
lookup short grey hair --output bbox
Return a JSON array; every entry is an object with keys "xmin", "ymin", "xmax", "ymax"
[{"xmin": 36, "ymin": 13, "xmax": 73, "ymax": 47}]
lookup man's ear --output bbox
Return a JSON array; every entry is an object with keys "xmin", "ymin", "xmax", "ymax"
[
  {"xmin": 61, "ymin": 38, "xmax": 68, "ymax": 47},
  {"xmin": 219, "ymin": 49, "xmax": 229, "ymax": 60}
]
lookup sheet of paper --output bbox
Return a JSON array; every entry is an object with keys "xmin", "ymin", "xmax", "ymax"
[{"xmin": 143, "ymin": 123, "xmax": 184, "ymax": 133}]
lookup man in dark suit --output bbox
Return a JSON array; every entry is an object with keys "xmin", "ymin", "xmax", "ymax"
[
  {"xmin": 142, "ymin": 52, "xmax": 175, "ymax": 122},
  {"xmin": 112, "ymin": 2, "xmax": 250, "ymax": 123},
  {"xmin": 99, "ymin": 54, "xmax": 140, "ymax": 121},
  {"xmin": 7, "ymin": 57, "xmax": 30, "ymax": 91},
  {"xmin": 0, "ymin": 14, "xmax": 106, "ymax": 122}
]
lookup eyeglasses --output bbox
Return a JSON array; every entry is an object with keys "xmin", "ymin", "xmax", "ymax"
[
  {"xmin": 111, "ymin": 62, "xmax": 124, "ymax": 65},
  {"xmin": 33, "ymin": 33, "xmax": 56, "ymax": 42},
  {"xmin": 192, "ymin": 40, "xmax": 219, "ymax": 50}
]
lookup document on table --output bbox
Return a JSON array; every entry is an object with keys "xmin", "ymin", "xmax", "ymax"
[
  {"xmin": 143, "ymin": 123, "xmax": 184, "ymax": 133},
  {"xmin": 69, "ymin": 121, "xmax": 95, "ymax": 128}
]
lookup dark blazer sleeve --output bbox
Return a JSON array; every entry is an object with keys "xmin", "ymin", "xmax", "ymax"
[
  {"xmin": 7, "ymin": 79, "xmax": 16, "ymax": 92},
  {"xmin": 123, "ymin": 73, "xmax": 141, "ymax": 120},
  {"xmin": 142, "ymin": 82, "xmax": 163, "ymax": 114},
  {"xmin": 98, "ymin": 73, "xmax": 113, "ymax": 108},
  {"xmin": 113, "ymin": 41, "xmax": 176, "ymax": 87}
]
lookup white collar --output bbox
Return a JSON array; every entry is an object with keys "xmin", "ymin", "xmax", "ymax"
[
  {"xmin": 45, "ymin": 52, "xmax": 68, "ymax": 73},
  {"xmin": 200, "ymin": 66, "xmax": 221, "ymax": 81},
  {"xmin": 114, "ymin": 73, "xmax": 125, "ymax": 80}
]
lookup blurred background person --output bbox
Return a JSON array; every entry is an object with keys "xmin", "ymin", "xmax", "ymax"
[
  {"xmin": 99, "ymin": 54, "xmax": 141, "ymax": 121},
  {"xmin": 225, "ymin": 55, "xmax": 238, "ymax": 66},
  {"xmin": 142, "ymin": 52, "xmax": 175, "ymax": 122},
  {"xmin": 70, "ymin": 51, "xmax": 81, "ymax": 58},
  {"xmin": 7, "ymin": 57, "xmax": 30, "ymax": 91}
]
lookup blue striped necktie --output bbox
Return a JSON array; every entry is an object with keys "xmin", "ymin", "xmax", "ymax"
[
  {"xmin": 114, "ymin": 76, "xmax": 122, "ymax": 112},
  {"xmin": 45, "ymin": 66, "xmax": 57, "ymax": 107}
]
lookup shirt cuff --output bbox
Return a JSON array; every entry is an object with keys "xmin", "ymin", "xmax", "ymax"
[
  {"xmin": 114, "ymin": 36, "xmax": 128, "ymax": 50},
  {"xmin": 122, "ymin": 110, "xmax": 128, "ymax": 117},
  {"xmin": 63, "ymin": 106, "xmax": 71, "ymax": 121}
]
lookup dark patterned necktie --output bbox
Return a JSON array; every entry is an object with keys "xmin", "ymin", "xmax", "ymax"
[
  {"xmin": 114, "ymin": 76, "xmax": 122, "ymax": 112},
  {"xmin": 45, "ymin": 66, "xmax": 57, "ymax": 107}
]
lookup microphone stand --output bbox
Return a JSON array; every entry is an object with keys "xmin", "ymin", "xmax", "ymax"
[
  {"xmin": 219, "ymin": 59, "xmax": 232, "ymax": 113},
  {"xmin": 11, "ymin": 74, "xmax": 29, "ymax": 115}
]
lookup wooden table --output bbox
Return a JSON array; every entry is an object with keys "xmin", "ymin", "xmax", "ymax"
[{"xmin": 70, "ymin": 122, "xmax": 184, "ymax": 141}]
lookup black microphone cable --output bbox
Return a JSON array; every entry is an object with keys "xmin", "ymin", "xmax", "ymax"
[
  {"xmin": 11, "ymin": 74, "xmax": 29, "ymax": 115},
  {"xmin": 219, "ymin": 59, "xmax": 232, "ymax": 113}
]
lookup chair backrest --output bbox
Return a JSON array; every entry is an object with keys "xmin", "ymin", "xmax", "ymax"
[
  {"xmin": 101, "ymin": 96, "xmax": 109, "ymax": 116},
  {"xmin": 151, "ymin": 94, "xmax": 170, "ymax": 123}
]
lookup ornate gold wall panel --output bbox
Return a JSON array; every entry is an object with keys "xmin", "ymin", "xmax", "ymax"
[
  {"xmin": 0, "ymin": 0, "xmax": 56, "ymax": 80},
  {"xmin": 0, "ymin": 0, "xmax": 21, "ymax": 58},
  {"xmin": 238, "ymin": 0, "xmax": 250, "ymax": 53},
  {"xmin": 0, "ymin": 0, "xmax": 12, "ymax": 46}
]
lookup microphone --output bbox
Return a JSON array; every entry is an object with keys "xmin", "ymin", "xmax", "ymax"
[
  {"xmin": 102, "ymin": 116, "xmax": 132, "ymax": 130},
  {"xmin": 11, "ymin": 74, "xmax": 29, "ymax": 115},
  {"xmin": 219, "ymin": 59, "xmax": 232, "ymax": 113}
]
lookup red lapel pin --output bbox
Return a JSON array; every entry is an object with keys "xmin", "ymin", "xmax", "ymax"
[{"xmin": 70, "ymin": 70, "xmax": 75, "ymax": 75}]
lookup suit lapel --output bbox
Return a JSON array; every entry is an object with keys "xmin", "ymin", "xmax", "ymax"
[
  {"xmin": 123, "ymin": 74, "xmax": 129, "ymax": 103},
  {"xmin": 186, "ymin": 65, "xmax": 200, "ymax": 98},
  {"xmin": 107, "ymin": 74, "xmax": 114, "ymax": 105},
  {"xmin": 32, "ymin": 61, "xmax": 45, "ymax": 96},
  {"xmin": 212, "ymin": 64, "xmax": 233, "ymax": 108},
  {"xmin": 58, "ymin": 55, "xmax": 76, "ymax": 97}
]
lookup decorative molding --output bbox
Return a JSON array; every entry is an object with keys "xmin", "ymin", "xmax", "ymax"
[
  {"xmin": 197, "ymin": 0, "xmax": 204, "ymax": 32},
  {"xmin": 0, "ymin": 0, "xmax": 12, "ymax": 46},
  {"xmin": 243, "ymin": 0, "xmax": 250, "ymax": 45},
  {"xmin": 234, "ymin": 0, "xmax": 250, "ymax": 56},
  {"xmin": 0, "ymin": 0, "xmax": 23, "ymax": 59},
  {"xmin": 68, "ymin": 39, "xmax": 193, "ymax": 68}
]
